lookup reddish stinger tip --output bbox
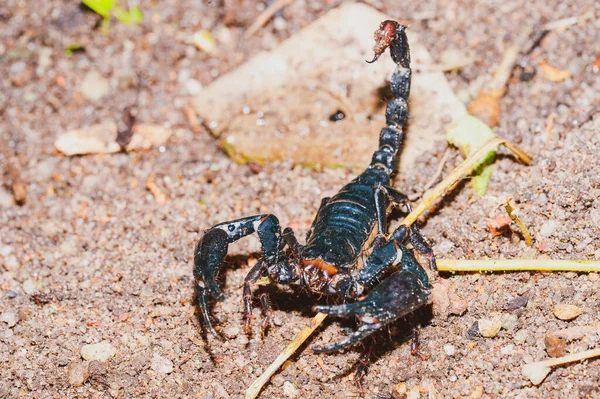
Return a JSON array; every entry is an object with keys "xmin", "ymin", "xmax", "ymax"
[{"xmin": 366, "ymin": 20, "xmax": 402, "ymax": 63}]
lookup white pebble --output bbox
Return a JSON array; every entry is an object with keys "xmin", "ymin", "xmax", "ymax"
[
  {"xmin": 81, "ymin": 341, "xmax": 116, "ymax": 362},
  {"xmin": 283, "ymin": 381, "xmax": 299, "ymax": 398},
  {"xmin": 151, "ymin": 353, "xmax": 174, "ymax": 374},
  {"xmin": 501, "ymin": 344, "xmax": 515, "ymax": 355},
  {"xmin": 443, "ymin": 344, "xmax": 456, "ymax": 356},
  {"xmin": 0, "ymin": 312, "xmax": 18, "ymax": 327}
]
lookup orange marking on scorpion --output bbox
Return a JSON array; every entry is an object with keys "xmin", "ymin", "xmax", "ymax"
[{"xmin": 302, "ymin": 258, "xmax": 338, "ymax": 276}]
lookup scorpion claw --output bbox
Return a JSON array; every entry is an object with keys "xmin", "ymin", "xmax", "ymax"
[
  {"xmin": 197, "ymin": 287, "xmax": 222, "ymax": 338},
  {"xmin": 313, "ymin": 270, "xmax": 431, "ymax": 351},
  {"xmin": 312, "ymin": 323, "xmax": 381, "ymax": 353},
  {"xmin": 193, "ymin": 227, "xmax": 230, "ymax": 335}
]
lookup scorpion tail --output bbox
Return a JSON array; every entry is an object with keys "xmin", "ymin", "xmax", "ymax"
[{"xmin": 368, "ymin": 20, "xmax": 411, "ymax": 176}]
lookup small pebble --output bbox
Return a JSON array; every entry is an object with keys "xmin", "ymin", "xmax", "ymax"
[
  {"xmin": 223, "ymin": 326, "xmax": 240, "ymax": 339},
  {"xmin": 22, "ymin": 278, "xmax": 40, "ymax": 295},
  {"xmin": 544, "ymin": 335, "xmax": 566, "ymax": 357},
  {"xmin": 522, "ymin": 363, "xmax": 551, "ymax": 385},
  {"xmin": 81, "ymin": 341, "xmax": 116, "ymax": 362},
  {"xmin": 81, "ymin": 70, "xmax": 110, "ymax": 102},
  {"xmin": 465, "ymin": 321, "xmax": 480, "ymax": 339},
  {"xmin": 79, "ymin": 280, "xmax": 91, "ymax": 289},
  {"xmin": 151, "ymin": 353, "xmax": 174, "ymax": 374},
  {"xmin": 470, "ymin": 385, "xmax": 484, "ymax": 399},
  {"xmin": 0, "ymin": 188, "xmax": 13, "ymax": 207},
  {"xmin": 501, "ymin": 313, "xmax": 518, "ymax": 331},
  {"xmin": 394, "ymin": 382, "xmax": 407, "ymax": 396},
  {"xmin": 538, "ymin": 220, "xmax": 559, "ymax": 237},
  {"xmin": 283, "ymin": 381, "xmax": 299, "ymax": 398},
  {"xmin": 588, "ymin": 273, "xmax": 598, "ymax": 282},
  {"xmin": 406, "ymin": 386, "xmax": 420, "ymax": 399},
  {"xmin": 0, "ymin": 245, "xmax": 12, "ymax": 256},
  {"xmin": 69, "ymin": 361, "xmax": 89, "ymax": 386},
  {"xmin": 443, "ymin": 344, "xmax": 456, "ymax": 356},
  {"xmin": 514, "ymin": 329, "xmax": 528, "ymax": 344},
  {"xmin": 500, "ymin": 344, "xmax": 515, "ymax": 355},
  {"xmin": 478, "ymin": 318, "xmax": 502, "ymax": 338},
  {"xmin": 0, "ymin": 312, "xmax": 18, "ymax": 327},
  {"xmin": 505, "ymin": 296, "xmax": 528, "ymax": 311},
  {"xmin": 186, "ymin": 79, "xmax": 203, "ymax": 96},
  {"xmin": 553, "ymin": 304, "xmax": 583, "ymax": 321}
]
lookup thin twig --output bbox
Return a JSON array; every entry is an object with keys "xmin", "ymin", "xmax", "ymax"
[
  {"xmin": 422, "ymin": 147, "xmax": 451, "ymax": 191},
  {"xmin": 1, "ymin": 136, "xmax": 27, "ymax": 205},
  {"xmin": 504, "ymin": 198, "xmax": 533, "ymax": 246},
  {"xmin": 245, "ymin": 312, "xmax": 327, "ymax": 399},
  {"xmin": 244, "ymin": 0, "xmax": 294, "ymax": 38},
  {"xmin": 522, "ymin": 347, "xmax": 600, "ymax": 385},
  {"xmin": 400, "ymin": 137, "xmax": 530, "ymax": 228},
  {"xmin": 437, "ymin": 259, "xmax": 600, "ymax": 273}
]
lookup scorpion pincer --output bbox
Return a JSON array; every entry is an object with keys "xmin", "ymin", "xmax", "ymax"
[{"xmin": 194, "ymin": 20, "xmax": 437, "ymax": 354}]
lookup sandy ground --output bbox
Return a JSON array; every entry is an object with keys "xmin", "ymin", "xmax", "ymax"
[{"xmin": 1, "ymin": 1, "xmax": 599, "ymax": 398}]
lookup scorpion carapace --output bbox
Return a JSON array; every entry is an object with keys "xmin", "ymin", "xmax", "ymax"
[{"xmin": 193, "ymin": 20, "xmax": 437, "ymax": 353}]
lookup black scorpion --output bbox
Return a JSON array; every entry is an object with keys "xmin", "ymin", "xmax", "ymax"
[{"xmin": 194, "ymin": 21, "xmax": 437, "ymax": 353}]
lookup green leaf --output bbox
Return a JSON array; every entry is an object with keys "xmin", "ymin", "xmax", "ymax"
[
  {"xmin": 114, "ymin": 6, "xmax": 143, "ymax": 25},
  {"xmin": 446, "ymin": 114, "xmax": 497, "ymax": 195},
  {"xmin": 81, "ymin": 0, "xmax": 115, "ymax": 19}
]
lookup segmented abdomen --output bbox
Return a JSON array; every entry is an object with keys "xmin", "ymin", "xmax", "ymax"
[{"xmin": 302, "ymin": 168, "xmax": 389, "ymax": 267}]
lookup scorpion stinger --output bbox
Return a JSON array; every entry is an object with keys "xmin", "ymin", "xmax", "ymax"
[{"xmin": 194, "ymin": 20, "xmax": 437, "ymax": 378}]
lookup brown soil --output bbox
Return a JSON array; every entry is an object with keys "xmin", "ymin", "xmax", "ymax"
[{"xmin": 1, "ymin": 1, "xmax": 599, "ymax": 398}]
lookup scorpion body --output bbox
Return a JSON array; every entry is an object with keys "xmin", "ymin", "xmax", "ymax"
[{"xmin": 194, "ymin": 21, "xmax": 437, "ymax": 353}]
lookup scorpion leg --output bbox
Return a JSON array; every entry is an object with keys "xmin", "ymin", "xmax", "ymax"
[
  {"xmin": 410, "ymin": 325, "xmax": 430, "ymax": 360},
  {"xmin": 408, "ymin": 224, "xmax": 437, "ymax": 272},
  {"xmin": 194, "ymin": 214, "xmax": 283, "ymax": 336},
  {"xmin": 389, "ymin": 223, "xmax": 437, "ymax": 273},
  {"xmin": 282, "ymin": 227, "xmax": 302, "ymax": 258},
  {"xmin": 313, "ymin": 242, "xmax": 431, "ymax": 352},
  {"xmin": 259, "ymin": 292, "xmax": 272, "ymax": 334},
  {"xmin": 371, "ymin": 185, "xmax": 410, "ymax": 251},
  {"xmin": 243, "ymin": 260, "xmax": 267, "ymax": 334}
]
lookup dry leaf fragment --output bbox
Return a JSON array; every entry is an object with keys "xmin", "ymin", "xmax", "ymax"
[
  {"xmin": 55, "ymin": 123, "xmax": 170, "ymax": 155},
  {"xmin": 54, "ymin": 122, "xmax": 121, "ymax": 155},
  {"xmin": 486, "ymin": 215, "xmax": 512, "ymax": 236},
  {"xmin": 128, "ymin": 124, "xmax": 171, "ymax": 151},
  {"xmin": 146, "ymin": 173, "xmax": 168, "ymax": 204},
  {"xmin": 190, "ymin": 30, "xmax": 216, "ymax": 53},
  {"xmin": 538, "ymin": 60, "xmax": 572, "ymax": 82},
  {"xmin": 467, "ymin": 89, "xmax": 503, "ymax": 128},
  {"xmin": 183, "ymin": 106, "xmax": 202, "ymax": 133}
]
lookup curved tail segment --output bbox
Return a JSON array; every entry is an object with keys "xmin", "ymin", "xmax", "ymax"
[{"xmin": 367, "ymin": 21, "xmax": 411, "ymax": 176}]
